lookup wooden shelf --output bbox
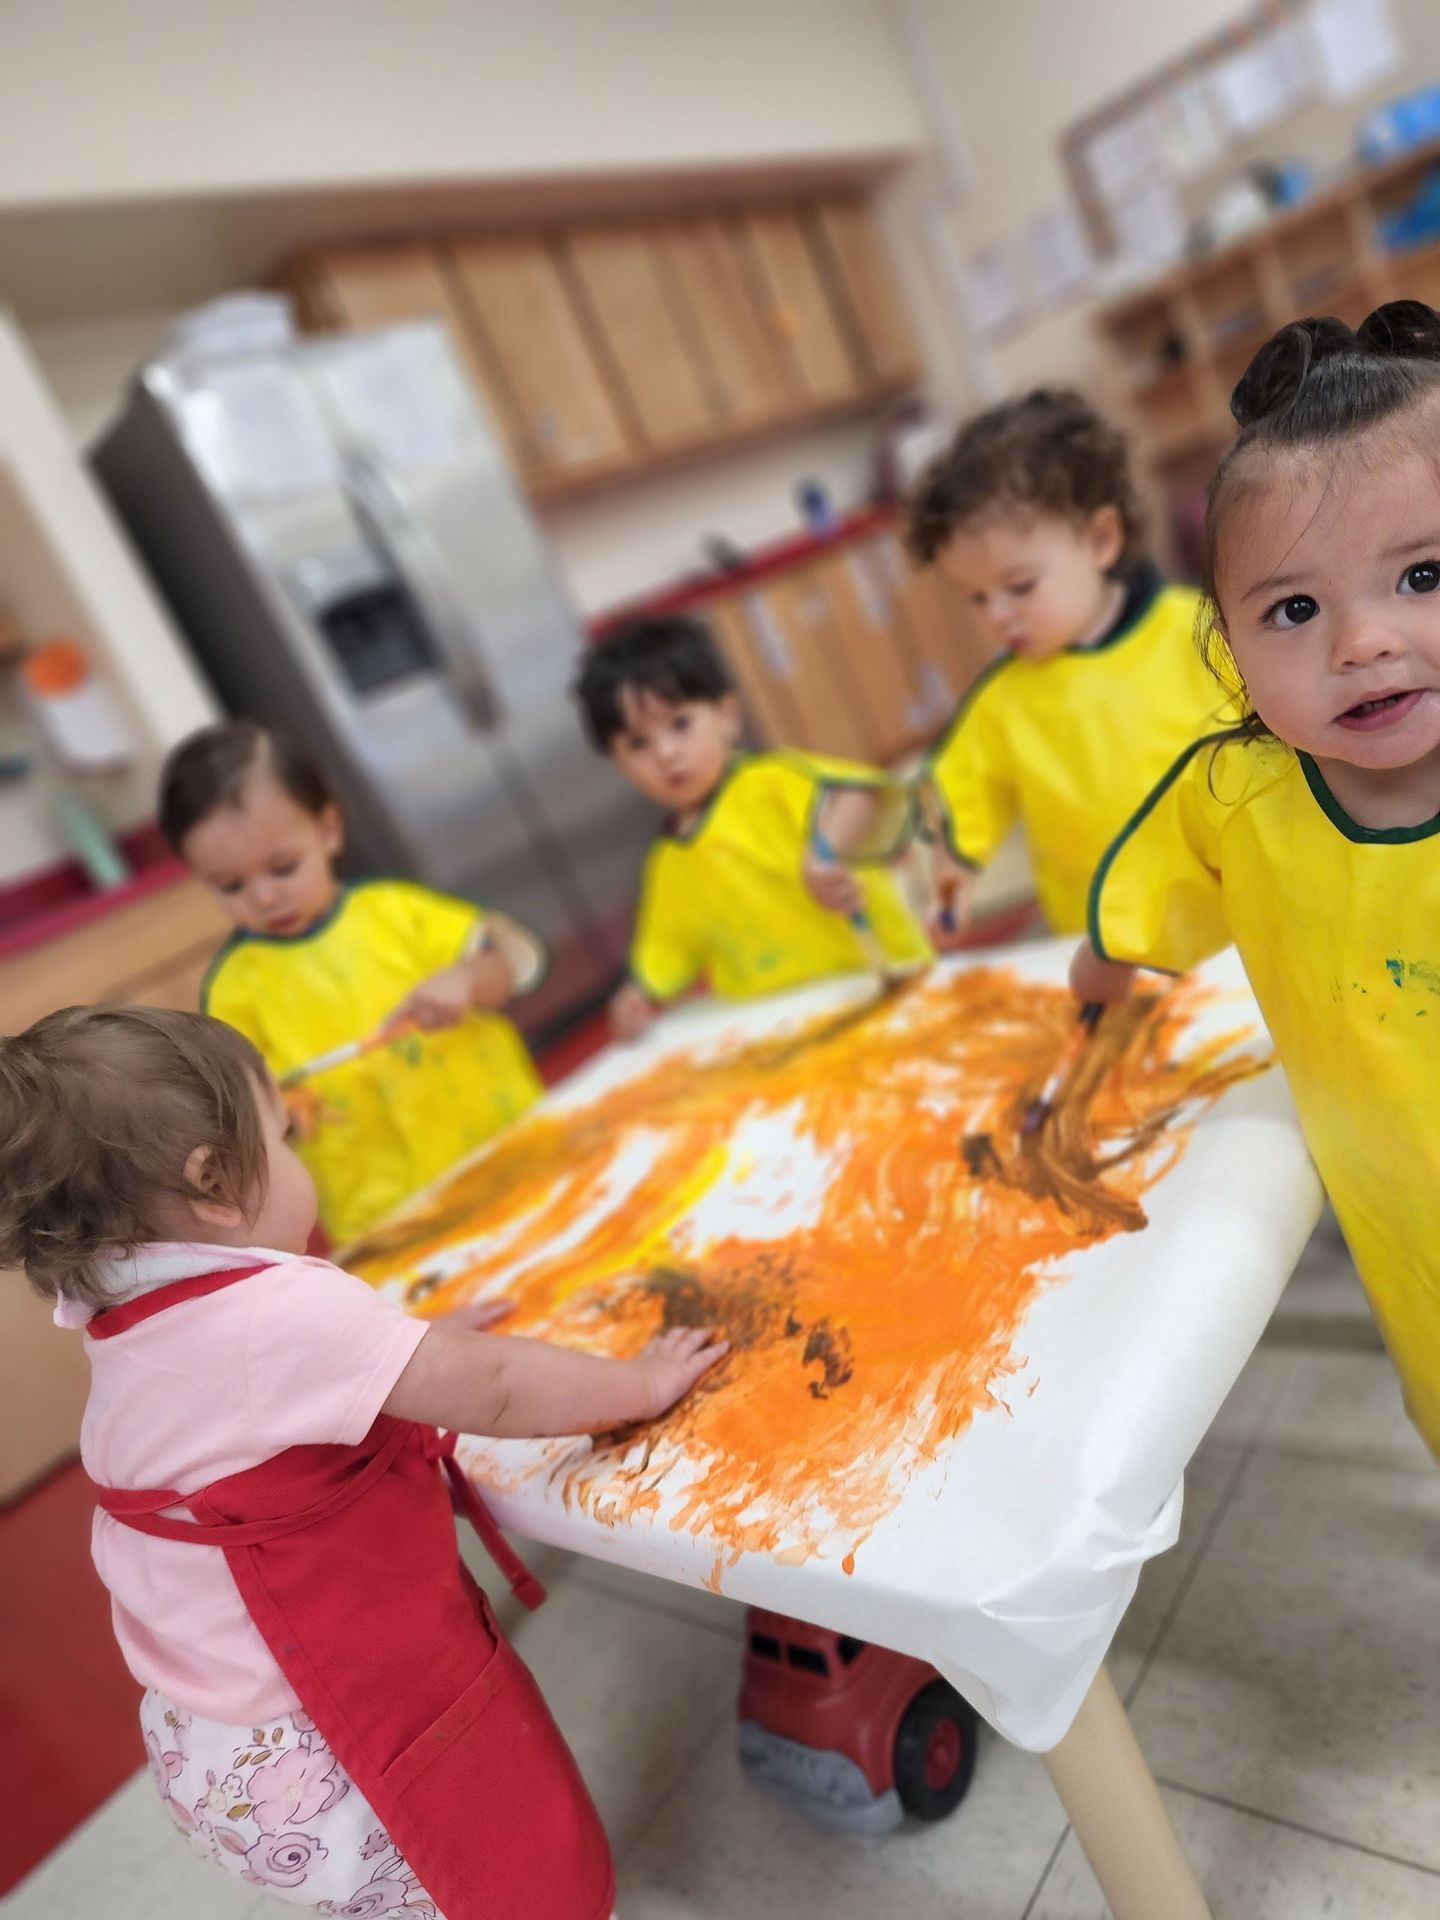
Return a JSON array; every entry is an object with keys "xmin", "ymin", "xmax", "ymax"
[{"xmin": 1096, "ymin": 137, "xmax": 1440, "ymax": 496}]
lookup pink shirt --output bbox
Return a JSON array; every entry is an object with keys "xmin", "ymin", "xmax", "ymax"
[{"xmin": 70, "ymin": 1243, "xmax": 427, "ymax": 1723}]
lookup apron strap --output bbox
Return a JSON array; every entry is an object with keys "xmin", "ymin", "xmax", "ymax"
[
  {"xmin": 93, "ymin": 1422, "xmax": 547, "ymax": 1609},
  {"xmin": 439, "ymin": 1448, "xmax": 546, "ymax": 1612},
  {"xmin": 91, "ymin": 1421, "xmax": 412, "ymax": 1547}
]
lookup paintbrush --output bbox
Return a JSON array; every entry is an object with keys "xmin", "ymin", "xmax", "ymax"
[
  {"xmin": 280, "ymin": 923, "xmax": 504, "ymax": 1088},
  {"xmin": 1020, "ymin": 1002, "xmax": 1103, "ymax": 1135},
  {"xmin": 811, "ymin": 827, "xmax": 892, "ymax": 981},
  {"xmin": 280, "ymin": 1017, "xmax": 420, "ymax": 1088}
]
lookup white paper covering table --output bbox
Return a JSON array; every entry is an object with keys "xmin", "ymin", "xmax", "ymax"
[{"xmin": 348, "ymin": 941, "xmax": 1323, "ymax": 1918}]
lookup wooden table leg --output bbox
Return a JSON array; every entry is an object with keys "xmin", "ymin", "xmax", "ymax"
[{"xmin": 1041, "ymin": 1666, "xmax": 1210, "ymax": 1919}]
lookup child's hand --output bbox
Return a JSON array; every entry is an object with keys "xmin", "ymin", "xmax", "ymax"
[
  {"xmin": 1069, "ymin": 938, "xmax": 1136, "ymax": 1006},
  {"xmin": 632, "ymin": 1326, "xmax": 730, "ymax": 1418},
  {"xmin": 927, "ymin": 859, "xmax": 976, "ymax": 952},
  {"xmin": 391, "ymin": 963, "xmax": 480, "ymax": 1032},
  {"xmin": 464, "ymin": 944, "xmax": 515, "ymax": 1011},
  {"xmin": 610, "ymin": 981, "xmax": 659, "ymax": 1041},
  {"xmin": 802, "ymin": 848, "xmax": 863, "ymax": 917}
]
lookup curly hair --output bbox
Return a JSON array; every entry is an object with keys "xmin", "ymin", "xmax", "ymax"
[
  {"xmin": 903, "ymin": 388, "xmax": 1145, "ymax": 574},
  {"xmin": 0, "ymin": 1005, "xmax": 268, "ymax": 1310}
]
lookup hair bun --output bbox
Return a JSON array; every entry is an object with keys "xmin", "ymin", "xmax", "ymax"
[
  {"xmin": 1229, "ymin": 316, "xmax": 1356, "ymax": 428},
  {"xmin": 1355, "ymin": 299, "xmax": 1440, "ymax": 361}
]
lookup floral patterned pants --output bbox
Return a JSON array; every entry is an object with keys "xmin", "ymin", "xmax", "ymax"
[{"xmin": 140, "ymin": 1688, "xmax": 440, "ymax": 1916}]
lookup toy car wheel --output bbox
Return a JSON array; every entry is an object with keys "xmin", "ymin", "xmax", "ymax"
[{"xmin": 893, "ymin": 1682, "xmax": 977, "ymax": 1821}]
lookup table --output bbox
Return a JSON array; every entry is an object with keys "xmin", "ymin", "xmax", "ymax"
[{"xmin": 346, "ymin": 942, "xmax": 1323, "ymax": 1917}]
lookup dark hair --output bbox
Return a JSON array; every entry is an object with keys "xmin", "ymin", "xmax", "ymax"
[
  {"xmin": 160, "ymin": 722, "xmax": 334, "ymax": 852},
  {"xmin": 574, "ymin": 616, "xmax": 734, "ymax": 752},
  {"xmin": 1200, "ymin": 300, "xmax": 1440, "ymax": 731},
  {"xmin": 0, "ymin": 1006, "xmax": 268, "ymax": 1309},
  {"xmin": 903, "ymin": 388, "xmax": 1144, "ymax": 573}
]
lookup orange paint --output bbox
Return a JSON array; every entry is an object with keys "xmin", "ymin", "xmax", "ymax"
[{"xmin": 348, "ymin": 969, "xmax": 1265, "ymax": 1574}]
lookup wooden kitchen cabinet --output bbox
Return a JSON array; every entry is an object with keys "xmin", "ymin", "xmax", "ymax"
[
  {"xmin": 707, "ymin": 592, "xmax": 806, "ymax": 747},
  {"xmin": 653, "ymin": 217, "xmax": 791, "ymax": 431},
  {"xmin": 448, "ymin": 235, "xmax": 636, "ymax": 487},
  {"xmin": 734, "ymin": 209, "xmax": 866, "ymax": 409},
  {"xmin": 560, "ymin": 225, "xmax": 719, "ymax": 454},
  {"xmin": 808, "ymin": 546, "xmax": 925, "ymax": 762},
  {"xmin": 748, "ymin": 566, "xmax": 878, "ymax": 762},
  {"xmin": 0, "ymin": 874, "xmax": 232, "ymax": 1498},
  {"xmin": 0, "ymin": 876, "xmax": 230, "ymax": 1037},
  {"xmin": 810, "ymin": 197, "xmax": 920, "ymax": 390},
  {"xmin": 282, "ymin": 242, "xmax": 535, "ymax": 478}
]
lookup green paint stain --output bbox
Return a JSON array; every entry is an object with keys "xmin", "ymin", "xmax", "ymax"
[{"xmin": 1383, "ymin": 957, "xmax": 1440, "ymax": 996}]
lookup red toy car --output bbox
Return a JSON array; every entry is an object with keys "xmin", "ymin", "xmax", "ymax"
[{"xmin": 738, "ymin": 1609, "xmax": 979, "ymax": 1832}]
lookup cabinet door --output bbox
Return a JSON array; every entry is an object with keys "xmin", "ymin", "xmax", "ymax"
[
  {"xmin": 654, "ymin": 217, "xmax": 790, "ymax": 430},
  {"xmin": 448, "ymin": 236, "xmax": 636, "ymax": 486},
  {"xmin": 809, "ymin": 547, "xmax": 923, "ymax": 763},
  {"xmin": 870, "ymin": 531, "xmax": 997, "ymax": 732},
  {"xmin": 284, "ymin": 244, "xmax": 534, "ymax": 478},
  {"xmin": 707, "ymin": 593, "xmax": 805, "ymax": 748},
  {"xmin": 734, "ymin": 210, "xmax": 865, "ymax": 408},
  {"xmin": 809, "ymin": 198, "xmax": 920, "ymax": 389},
  {"xmin": 561, "ymin": 225, "xmax": 719, "ymax": 453},
  {"xmin": 754, "ymin": 567, "xmax": 877, "ymax": 761}
]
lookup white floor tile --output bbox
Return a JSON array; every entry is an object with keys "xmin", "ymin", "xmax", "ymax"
[
  {"xmin": 503, "ymin": 1573, "xmax": 742, "ymax": 1858},
  {"xmin": 1031, "ymin": 1781, "xmax": 1440, "ymax": 1918},
  {"xmin": 618, "ymin": 1713, "xmax": 1066, "ymax": 1920},
  {"xmin": 1127, "ymin": 1449, "xmax": 1440, "ymax": 1871},
  {"xmin": 2, "ymin": 1771, "xmax": 269, "ymax": 1920}
]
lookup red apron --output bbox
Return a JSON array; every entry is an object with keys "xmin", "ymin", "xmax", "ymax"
[{"xmin": 87, "ymin": 1265, "xmax": 614, "ymax": 1920}]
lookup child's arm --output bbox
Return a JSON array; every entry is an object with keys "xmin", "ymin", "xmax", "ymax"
[
  {"xmin": 391, "ymin": 914, "xmax": 543, "ymax": 1032},
  {"xmin": 802, "ymin": 786, "xmax": 879, "ymax": 915},
  {"xmin": 382, "ymin": 1321, "xmax": 728, "ymax": 1436}
]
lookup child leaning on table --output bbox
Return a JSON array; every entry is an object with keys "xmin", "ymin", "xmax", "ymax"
[
  {"xmin": 161, "ymin": 721, "xmax": 545, "ymax": 1248},
  {"xmin": 574, "ymin": 614, "xmax": 932, "ymax": 1040},
  {"xmin": 1074, "ymin": 301, "xmax": 1440, "ymax": 1458},
  {"xmin": 0, "ymin": 1003, "xmax": 725, "ymax": 1916},
  {"xmin": 905, "ymin": 388, "xmax": 1228, "ymax": 940}
]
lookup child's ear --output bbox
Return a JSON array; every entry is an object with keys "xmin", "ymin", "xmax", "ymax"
[
  {"xmin": 1086, "ymin": 506, "xmax": 1125, "ymax": 574},
  {"xmin": 318, "ymin": 802, "xmax": 345, "ymax": 862},
  {"xmin": 182, "ymin": 1144, "xmax": 246, "ymax": 1231},
  {"xmin": 719, "ymin": 693, "xmax": 744, "ymax": 746}
]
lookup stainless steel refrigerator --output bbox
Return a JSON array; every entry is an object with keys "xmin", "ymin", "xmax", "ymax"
[{"xmin": 95, "ymin": 318, "xmax": 653, "ymax": 1038}]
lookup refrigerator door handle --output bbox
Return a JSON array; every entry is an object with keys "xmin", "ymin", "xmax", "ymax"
[{"xmin": 343, "ymin": 453, "xmax": 502, "ymax": 732}]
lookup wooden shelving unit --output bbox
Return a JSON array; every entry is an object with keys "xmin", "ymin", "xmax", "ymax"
[{"xmin": 1094, "ymin": 138, "xmax": 1440, "ymax": 474}]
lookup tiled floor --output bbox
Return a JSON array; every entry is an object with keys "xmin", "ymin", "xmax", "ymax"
[{"xmin": 7, "ymin": 1226, "xmax": 1438, "ymax": 1919}]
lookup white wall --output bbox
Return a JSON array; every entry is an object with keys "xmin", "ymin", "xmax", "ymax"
[
  {"xmin": 0, "ymin": 314, "xmax": 213, "ymax": 880},
  {"xmin": 0, "ymin": 0, "xmax": 921, "ymax": 206},
  {"xmin": 905, "ymin": 0, "xmax": 1440, "ymax": 398}
]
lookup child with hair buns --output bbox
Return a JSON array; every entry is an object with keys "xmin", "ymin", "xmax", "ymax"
[{"xmin": 1076, "ymin": 300, "xmax": 1440, "ymax": 1456}]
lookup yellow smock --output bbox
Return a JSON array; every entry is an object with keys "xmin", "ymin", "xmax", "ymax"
[
  {"xmin": 631, "ymin": 752, "xmax": 931, "ymax": 1002},
  {"xmin": 1090, "ymin": 731, "xmax": 1440, "ymax": 1456},
  {"xmin": 922, "ymin": 573, "xmax": 1229, "ymax": 933},
  {"xmin": 203, "ymin": 880, "xmax": 545, "ymax": 1248}
]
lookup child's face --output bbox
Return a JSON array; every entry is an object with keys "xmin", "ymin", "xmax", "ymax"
[
  {"xmin": 1215, "ymin": 442, "xmax": 1440, "ymax": 773},
  {"xmin": 939, "ymin": 507, "xmax": 1125, "ymax": 658},
  {"xmin": 183, "ymin": 773, "xmax": 343, "ymax": 937},
  {"xmin": 607, "ymin": 687, "xmax": 741, "ymax": 817},
  {"xmin": 248, "ymin": 1076, "xmax": 319, "ymax": 1252}
]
